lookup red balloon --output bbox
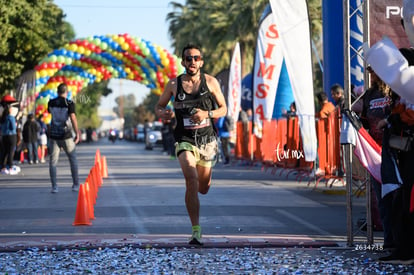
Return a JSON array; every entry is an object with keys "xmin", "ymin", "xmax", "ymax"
[{"xmin": 89, "ymin": 43, "xmax": 96, "ymax": 51}]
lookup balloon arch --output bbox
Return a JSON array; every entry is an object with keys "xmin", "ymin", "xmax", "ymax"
[{"xmin": 34, "ymin": 33, "xmax": 184, "ymax": 123}]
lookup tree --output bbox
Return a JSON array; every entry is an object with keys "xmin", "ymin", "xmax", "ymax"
[
  {"xmin": 167, "ymin": 0, "xmax": 323, "ymax": 91},
  {"xmin": 75, "ymin": 81, "xmax": 112, "ymax": 129},
  {"xmin": 113, "ymin": 93, "xmax": 138, "ymax": 129},
  {"xmin": 134, "ymin": 93, "xmax": 159, "ymax": 124},
  {"xmin": 0, "ymin": 0, "xmax": 74, "ymax": 95},
  {"xmin": 308, "ymin": 0, "xmax": 323, "ymax": 93},
  {"xmin": 167, "ymin": 0, "xmax": 267, "ymax": 77}
]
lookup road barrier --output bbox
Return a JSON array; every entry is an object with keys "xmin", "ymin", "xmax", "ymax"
[{"xmin": 233, "ymin": 109, "xmax": 345, "ymax": 186}]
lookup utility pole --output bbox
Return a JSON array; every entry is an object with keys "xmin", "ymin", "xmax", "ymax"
[{"xmin": 119, "ymin": 79, "xmax": 124, "ymax": 120}]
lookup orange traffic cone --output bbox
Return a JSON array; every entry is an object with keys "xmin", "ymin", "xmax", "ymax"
[
  {"xmin": 73, "ymin": 184, "xmax": 92, "ymax": 226},
  {"xmin": 94, "ymin": 165, "xmax": 103, "ymax": 187},
  {"xmin": 95, "ymin": 149, "xmax": 102, "ymax": 170},
  {"xmin": 101, "ymin": 156, "xmax": 108, "ymax": 178},
  {"xmin": 88, "ymin": 171, "xmax": 98, "ymax": 203},
  {"xmin": 84, "ymin": 180, "xmax": 95, "ymax": 220},
  {"xmin": 87, "ymin": 173, "xmax": 96, "ymax": 204}
]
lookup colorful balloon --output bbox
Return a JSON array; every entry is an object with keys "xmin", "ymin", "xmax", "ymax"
[{"xmin": 33, "ymin": 34, "xmax": 184, "ymax": 123}]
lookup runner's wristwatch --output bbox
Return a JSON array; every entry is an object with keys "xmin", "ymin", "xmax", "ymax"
[{"xmin": 208, "ymin": 111, "xmax": 213, "ymax": 118}]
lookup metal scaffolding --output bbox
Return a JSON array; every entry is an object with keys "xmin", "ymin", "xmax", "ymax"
[{"xmin": 343, "ymin": 0, "xmax": 373, "ymax": 246}]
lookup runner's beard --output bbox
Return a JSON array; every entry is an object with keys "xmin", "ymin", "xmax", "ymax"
[{"xmin": 186, "ymin": 66, "xmax": 200, "ymax": 76}]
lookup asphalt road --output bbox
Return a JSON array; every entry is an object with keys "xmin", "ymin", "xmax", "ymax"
[{"xmin": 0, "ymin": 138, "xmax": 376, "ymax": 247}]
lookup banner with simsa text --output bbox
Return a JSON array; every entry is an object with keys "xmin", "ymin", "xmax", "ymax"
[
  {"xmin": 252, "ymin": 8, "xmax": 284, "ymax": 139},
  {"xmin": 227, "ymin": 42, "xmax": 241, "ymax": 127},
  {"xmin": 255, "ymin": 0, "xmax": 317, "ymax": 161}
]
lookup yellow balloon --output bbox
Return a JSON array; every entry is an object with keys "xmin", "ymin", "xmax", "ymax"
[
  {"xmin": 47, "ymin": 69, "xmax": 55, "ymax": 77},
  {"xmin": 44, "ymin": 113, "xmax": 52, "ymax": 124},
  {"xmin": 78, "ymin": 46, "xmax": 85, "ymax": 54},
  {"xmin": 161, "ymin": 58, "xmax": 170, "ymax": 67},
  {"xmin": 39, "ymin": 70, "xmax": 47, "ymax": 78},
  {"xmin": 121, "ymin": 42, "xmax": 129, "ymax": 51},
  {"xmin": 117, "ymin": 36, "xmax": 125, "ymax": 44},
  {"xmin": 69, "ymin": 44, "xmax": 78, "ymax": 52},
  {"xmin": 84, "ymin": 49, "xmax": 91, "ymax": 56}
]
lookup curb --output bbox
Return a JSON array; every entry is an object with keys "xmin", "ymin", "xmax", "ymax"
[{"xmin": 0, "ymin": 234, "xmax": 339, "ymax": 252}]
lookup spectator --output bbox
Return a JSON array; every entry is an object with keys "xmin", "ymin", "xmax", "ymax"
[
  {"xmin": 0, "ymin": 101, "xmax": 20, "ymax": 175},
  {"xmin": 86, "ymin": 127, "xmax": 93, "ymax": 143},
  {"xmin": 360, "ymin": 66, "xmax": 394, "ymax": 248},
  {"xmin": 22, "ymin": 113, "xmax": 40, "ymax": 164},
  {"xmin": 37, "ymin": 115, "xmax": 48, "ymax": 163},
  {"xmin": 330, "ymin": 83, "xmax": 345, "ymax": 111},
  {"xmin": 316, "ymin": 92, "xmax": 335, "ymax": 118},
  {"xmin": 216, "ymin": 115, "xmax": 232, "ymax": 165},
  {"xmin": 239, "ymin": 108, "xmax": 252, "ymax": 163},
  {"xmin": 377, "ymin": 95, "xmax": 414, "ymax": 263},
  {"xmin": 283, "ymin": 102, "xmax": 297, "ymax": 118}
]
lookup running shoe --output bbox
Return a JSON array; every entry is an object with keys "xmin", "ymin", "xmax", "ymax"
[{"xmin": 189, "ymin": 227, "xmax": 203, "ymax": 245}]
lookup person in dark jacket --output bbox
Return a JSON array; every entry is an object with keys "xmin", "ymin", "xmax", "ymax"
[{"xmin": 22, "ymin": 113, "xmax": 40, "ymax": 164}]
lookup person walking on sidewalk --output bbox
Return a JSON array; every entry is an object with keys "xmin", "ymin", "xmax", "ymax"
[
  {"xmin": 155, "ymin": 44, "xmax": 227, "ymax": 245},
  {"xmin": 22, "ymin": 113, "xmax": 40, "ymax": 164},
  {"xmin": 48, "ymin": 83, "xmax": 80, "ymax": 193}
]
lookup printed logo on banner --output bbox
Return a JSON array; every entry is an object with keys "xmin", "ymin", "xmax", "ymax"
[
  {"xmin": 350, "ymin": 0, "xmax": 364, "ymax": 87},
  {"xmin": 386, "ymin": 6, "xmax": 402, "ymax": 19}
]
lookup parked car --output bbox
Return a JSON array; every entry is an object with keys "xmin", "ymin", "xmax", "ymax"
[
  {"xmin": 145, "ymin": 121, "xmax": 163, "ymax": 150},
  {"xmin": 136, "ymin": 123, "xmax": 145, "ymax": 142}
]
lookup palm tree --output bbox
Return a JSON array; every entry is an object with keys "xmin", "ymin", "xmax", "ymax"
[
  {"xmin": 167, "ymin": 0, "xmax": 267, "ymax": 77},
  {"xmin": 166, "ymin": 0, "xmax": 322, "ymax": 88}
]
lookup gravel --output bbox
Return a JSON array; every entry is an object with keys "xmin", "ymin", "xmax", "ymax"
[{"xmin": 1, "ymin": 246, "xmax": 414, "ymax": 274}]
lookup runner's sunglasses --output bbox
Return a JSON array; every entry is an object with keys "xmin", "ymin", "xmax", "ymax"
[{"xmin": 185, "ymin": 55, "xmax": 202, "ymax": 62}]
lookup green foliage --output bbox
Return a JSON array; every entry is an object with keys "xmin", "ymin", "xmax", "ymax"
[
  {"xmin": 166, "ymin": 0, "xmax": 322, "ymax": 90},
  {"xmin": 0, "ymin": 0, "xmax": 74, "ymax": 94},
  {"xmin": 113, "ymin": 93, "xmax": 137, "ymax": 128},
  {"xmin": 134, "ymin": 93, "xmax": 158, "ymax": 124},
  {"xmin": 167, "ymin": 0, "xmax": 268, "ymax": 77},
  {"xmin": 75, "ymin": 81, "xmax": 112, "ymax": 129}
]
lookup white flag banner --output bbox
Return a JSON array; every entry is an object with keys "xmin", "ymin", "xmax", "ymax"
[
  {"xmin": 227, "ymin": 42, "xmax": 242, "ymax": 127},
  {"xmin": 269, "ymin": 0, "xmax": 317, "ymax": 161},
  {"xmin": 252, "ymin": 11, "xmax": 284, "ymax": 138},
  {"xmin": 365, "ymin": 36, "xmax": 414, "ymax": 104}
]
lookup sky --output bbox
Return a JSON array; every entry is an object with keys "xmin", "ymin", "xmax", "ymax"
[{"xmin": 53, "ymin": 0, "xmax": 185, "ymax": 110}]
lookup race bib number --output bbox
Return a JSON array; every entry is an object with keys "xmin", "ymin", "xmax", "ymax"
[{"xmin": 183, "ymin": 118, "xmax": 210, "ymax": 129}]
